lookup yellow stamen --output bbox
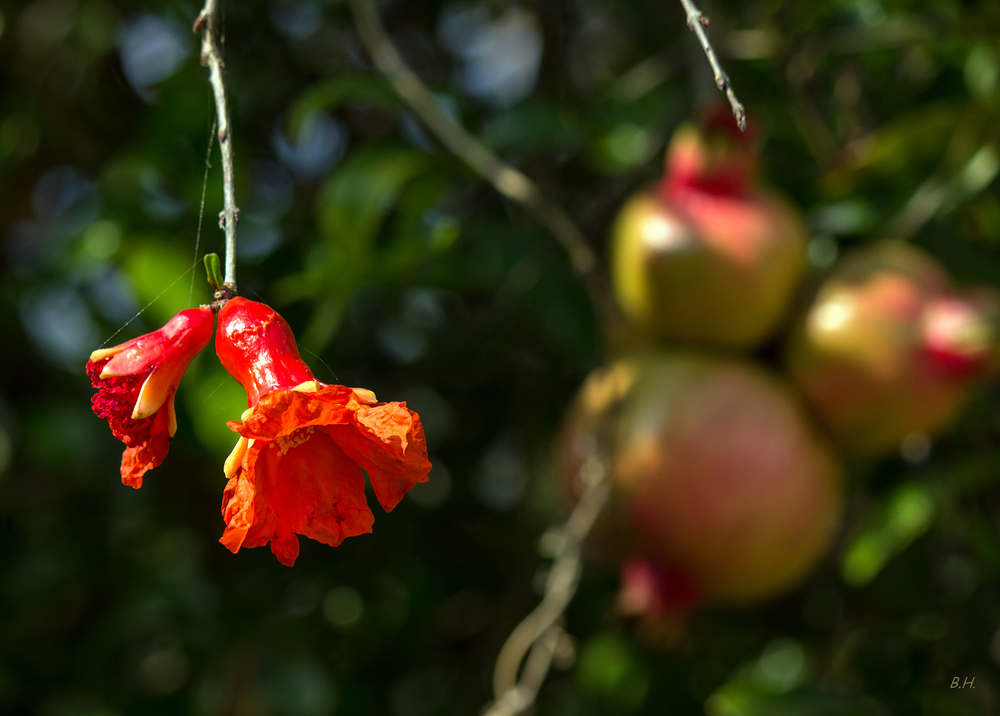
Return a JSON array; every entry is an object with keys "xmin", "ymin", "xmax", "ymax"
[
  {"xmin": 167, "ymin": 395, "xmax": 178, "ymax": 437},
  {"xmin": 351, "ymin": 388, "xmax": 377, "ymax": 405},
  {"xmin": 90, "ymin": 345, "xmax": 126, "ymax": 364},
  {"xmin": 225, "ymin": 436, "xmax": 251, "ymax": 479},
  {"xmin": 132, "ymin": 369, "xmax": 172, "ymax": 419},
  {"xmin": 275, "ymin": 426, "xmax": 316, "ymax": 458}
]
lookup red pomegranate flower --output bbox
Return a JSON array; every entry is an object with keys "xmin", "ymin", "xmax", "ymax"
[
  {"xmin": 87, "ymin": 307, "xmax": 216, "ymax": 488},
  {"xmin": 215, "ymin": 297, "xmax": 431, "ymax": 566}
]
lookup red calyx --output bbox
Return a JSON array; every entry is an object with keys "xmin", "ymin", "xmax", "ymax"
[
  {"xmin": 98, "ymin": 308, "xmax": 216, "ymax": 377},
  {"xmin": 923, "ymin": 297, "xmax": 994, "ymax": 379},
  {"xmin": 86, "ymin": 306, "xmax": 215, "ymax": 487},
  {"xmin": 216, "ymin": 296, "xmax": 316, "ymax": 406},
  {"xmin": 662, "ymin": 106, "xmax": 760, "ymax": 199},
  {"xmin": 618, "ymin": 557, "xmax": 703, "ymax": 619}
]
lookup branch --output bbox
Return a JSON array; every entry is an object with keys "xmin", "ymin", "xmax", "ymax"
[
  {"xmin": 887, "ymin": 140, "xmax": 1000, "ymax": 240},
  {"xmin": 484, "ymin": 442, "xmax": 612, "ymax": 716},
  {"xmin": 886, "ymin": 175, "xmax": 949, "ymax": 241},
  {"xmin": 678, "ymin": 0, "xmax": 747, "ymax": 131},
  {"xmin": 348, "ymin": 0, "xmax": 614, "ymax": 323},
  {"xmin": 194, "ymin": 0, "xmax": 239, "ymax": 295}
]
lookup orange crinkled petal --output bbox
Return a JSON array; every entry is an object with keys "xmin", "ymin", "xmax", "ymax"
[
  {"xmin": 330, "ymin": 401, "xmax": 431, "ymax": 513},
  {"xmin": 220, "ymin": 428, "xmax": 375, "ymax": 566},
  {"xmin": 220, "ymin": 466, "xmax": 256, "ymax": 554},
  {"xmin": 355, "ymin": 403, "xmax": 418, "ymax": 456},
  {"xmin": 228, "ymin": 385, "xmax": 362, "ymax": 439},
  {"xmin": 117, "ymin": 394, "xmax": 173, "ymax": 489}
]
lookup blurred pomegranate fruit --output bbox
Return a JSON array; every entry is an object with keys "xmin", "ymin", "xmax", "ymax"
[
  {"xmin": 610, "ymin": 109, "xmax": 808, "ymax": 348},
  {"xmin": 785, "ymin": 240, "xmax": 999, "ymax": 455},
  {"xmin": 558, "ymin": 353, "xmax": 843, "ymax": 616}
]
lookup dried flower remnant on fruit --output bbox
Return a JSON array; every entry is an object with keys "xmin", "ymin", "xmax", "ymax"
[
  {"xmin": 786, "ymin": 241, "xmax": 1000, "ymax": 454},
  {"xmin": 215, "ymin": 297, "xmax": 432, "ymax": 566},
  {"xmin": 86, "ymin": 307, "xmax": 216, "ymax": 488},
  {"xmin": 610, "ymin": 108, "xmax": 808, "ymax": 348}
]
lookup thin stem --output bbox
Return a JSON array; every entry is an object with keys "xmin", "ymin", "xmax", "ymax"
[
  {"xmin": 887, "ymin": 142, "xmax": 1000, "ymax": 240},
  {"xmin": 887, "ymin": 107, "xmax": 999, "ymax": 240},
  {"xmin": 189, "ymin": 116, "xmax": 217, "ymax": 307},
  {"xmin": 484, "ymin": 445, "xmax": 612, "ymax": 716},
  {"xmin": 678, "ymin": 0, "xmax": 747, "ymax": 131},
  {"xmin": 194, "ymin": 0, "xmax": 239, "ymax": 295},
  {"xmin": 348, "ymin": 0, "xmax": 614, "ymax": 323}
]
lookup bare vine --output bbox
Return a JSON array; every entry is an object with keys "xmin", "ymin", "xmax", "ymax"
[
  {"xmin": 194, "ymin": 0, "xmax": 240, "ymax": 296},
  {"xmin": 344, "ymin": 4, "xmax": 744, "ymax": 713},
  {"xmin": 679, "ymin": 0, "xmax": 747, "ymax": 131},
  {"xmin": 483, "ymin": 440, "xmax": 612, "ymax": 716},
  {"xmin": 347, "ymin": 0, "xmax": 614, "ymax": 324},
  {"xmin": 888, "ymin": 141, "xmax": 1000, "ymax": 240}
]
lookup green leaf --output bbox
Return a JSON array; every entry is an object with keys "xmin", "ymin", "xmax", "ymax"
[
  {"xmin": 575, "ymin": 633, "xmax": 650, "ymax": 711},
  {"xmin": 965, "ymin": 45, "xmax": 999, "ymax": 101},
  {"xmin": 278, "ymin": 145, "xmax": 460, "ymax": 351},
  {"xmin": 286, "ymin": 74, "xmax": 398, "ymax": 138},
  {"xmin": 481, "ymin": 100, "xmax": 582, "ymax": 153},
  {"xmin": 706, "ymin": 639, "xmax": 878, "ymax": 716},
  {"xmin": 841, "ymin": 483, "xmax": 935, "ymax": 587},
  {"xmin": 203, "ymin": 252, "xmax": 223, "ymax": 289},
  {"xmin": 318, "ymin": 146, "xmax": 429, "ymax": 257}
]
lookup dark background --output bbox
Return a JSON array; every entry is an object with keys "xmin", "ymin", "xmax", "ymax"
[{"xmin": 2, "ymin": 0, "xmax": 1000, "ymax": 714}]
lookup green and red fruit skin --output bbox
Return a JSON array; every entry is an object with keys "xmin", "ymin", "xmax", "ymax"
[
  {"xmin": 610, "ymin": 111, "xmax": 808, "ymax": 348},
  {"xmin": 785, "ymin": 240, "xmax": 999, "ymax": 455},
  {"xmin": 557, "ymin": 353, "xmax": 844, "ymax": 616}
]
